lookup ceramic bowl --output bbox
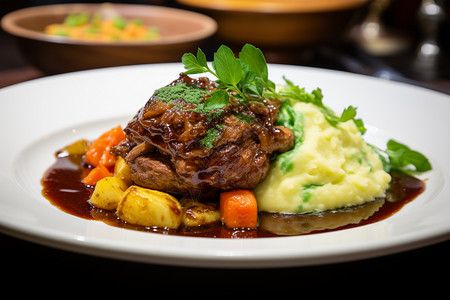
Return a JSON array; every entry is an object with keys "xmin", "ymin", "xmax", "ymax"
[
  {"xmin": 1, "ymin": 3, "xmax": 217, "ymax": 74},
  {"xmin": 177, "ymin": 0, "xmax": 368, "ymax": 49}
]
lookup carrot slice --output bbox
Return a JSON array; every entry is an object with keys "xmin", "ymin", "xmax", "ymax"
[
  {"xmin": 98, "ymin": 144, "xmax": 116, "ymax": 167},
  {"xmin": 85, "ymin": 125, "xmax": 125, "ymax": 167},
  {"xmin": 220, "ymin": 190, "xmax": 258, "ymax": 229},
  {"xmin": 84, "ymin": 137, "xmax": 110, "ymax": 167},
  {"xmin": 82, "ymin": 125, "xmax": 126, "ymax": 186},
  {"xmin": 82, "ymin": 165, "xmax": 112, "ymax": 186}
]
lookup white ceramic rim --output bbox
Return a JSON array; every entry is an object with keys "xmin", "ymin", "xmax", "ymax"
[{"xmin": 0, "ymin": 63, "xmax": 449, "ymax": 268}]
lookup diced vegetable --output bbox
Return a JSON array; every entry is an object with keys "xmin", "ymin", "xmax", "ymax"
[
  {"xmin": 60, "ymin": 139, "xmax": 91, "ymax": 156},
  {"xmin": 84, "ymin": 125, "xmax": 126, "ymax": 167},
  {"xmin": 220, "ymin": 190, "xmax": 258, "ymax": 229},
  {"xmin": 117, "ymin": 186, "xmax": 182, "ymax": 229},
  {"xmin": 113, "ymin": 156, "xmax": 132, "ymax": 186},
  {"xmin": 82, "ymin": 126, "xmax": 126, "ymax": 185},
  {"xmin": 44, "ymin": 11, "xmax": 161, "ymax": 42},
  {"xmin": 181, "ymin": 198, "xmax": 221, "ymax": 227},
  {"xmin": 82, "ymin": 164, "xmax": 112, "ymax": 186},
  {"xmin": 85, "ymin": 135, "xmax": 112, "ymax": 167},
  {"xmin": 89, "ymin": 176, "xmax": 129, "ymax": 210}
]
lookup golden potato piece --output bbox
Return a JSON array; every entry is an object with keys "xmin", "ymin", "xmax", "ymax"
[
  {"xmin": 60, "ymin": 139, "xmax": 90, "ymax": 156},
  {"xmin": 89, "ymin": 176, "xmax": 128, "ymax": 210},
  {"xmin": 181, "ymin": 198, "xmax": 221, "ymax": 227},
  {"xmin": 117, "ymin": 186, "xmax": 182, "ymax": 229},
  {"xmin": 114, "ymin": 156, "xmax": 132, "ymax": 186}
]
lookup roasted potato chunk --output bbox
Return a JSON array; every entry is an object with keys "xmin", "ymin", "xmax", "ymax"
[
  {"xmin": 117, "ymin": 186, "xmax": 182, "ymax": 229},
  {"xmin": 181, "ymin": 198, "xmax": 221, "ymax": 227},
  {"xmin": 60, "ymin": 139, "xmax": 90, "ymax": 156},
  {"xmin": 114, "ymin": 156, "xmax": 132, "ymax": 186},
  {"xmin": 89, "ymin": 176, "xmax": 128, "ymax": 210}
]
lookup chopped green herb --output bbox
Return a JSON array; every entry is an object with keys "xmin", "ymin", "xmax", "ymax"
[
  {"xmin": 276, "ymin": 100, "xmax": 304, "ymax": 173},
  {"xmin": 302, "ymin": 183, "xmax": 324, "ymax": 202},
  {"xmin": 153, "ymin": 82, "xmax": 207, "ymax": 105},
  {"xmin": 205, "ymin": 109, "xmax": 225, "ymax": 121},
  {"xmin": 153, "ymin": 82, "xmax": 230, "ymax": 124},
  {"xmin": 200, "ymin": 125, "xmax": 223, "ymax": 149},
  {"xmin": 153, "ymin": 82, "xmax": 229, "ymax": 118}
]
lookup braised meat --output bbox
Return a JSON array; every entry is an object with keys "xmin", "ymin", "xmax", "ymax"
[{"xmin": 113, "ymin": 73, "xmax": 294, "ymax": 198}]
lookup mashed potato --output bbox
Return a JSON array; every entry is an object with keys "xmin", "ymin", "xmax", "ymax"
[{"xmin": 254, "ymin": 102, "xmax": 391, "ymax": 213}]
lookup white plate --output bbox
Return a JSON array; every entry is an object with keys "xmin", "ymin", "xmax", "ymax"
[{"xmin": 1, "ymin": 63, "xmax": 449, "ymax": 268}]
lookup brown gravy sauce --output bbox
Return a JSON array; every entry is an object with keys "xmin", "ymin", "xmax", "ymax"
[{"xmin": 41, "ymin": 154, "xmax": 425, "ymax": 238}]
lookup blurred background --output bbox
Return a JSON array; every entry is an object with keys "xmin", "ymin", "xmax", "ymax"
[{"xmin": 1, "ymin": 0, "xmax": 449, "ymax": 93}]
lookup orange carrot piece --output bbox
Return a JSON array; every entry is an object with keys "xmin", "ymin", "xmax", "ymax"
[
  {"xmin": 84, "ymin": 137, "xmax": 110, "ymax": 167},
  {"xmin": 82, "ymin": 165, "xmax": 112, "ymax": 186},
  {"xmin": 220, "ymin": 190, "xmax": 258, "ymax": 229},
  {"xmin": 98, "ymin": 145, "xmax": 116, "ymax": 167},
  {"xmin": 85, "ymin": 125, "xmax": 126, "ymax": 167},
  {"xmin": 106, "ymin": 125, "xmax": 126, "ymax": 145}
]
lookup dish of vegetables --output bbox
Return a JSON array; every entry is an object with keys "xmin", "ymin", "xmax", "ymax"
[{"xmin": 44, "ymin": 10, "xmax": 160, "ymax": 42}]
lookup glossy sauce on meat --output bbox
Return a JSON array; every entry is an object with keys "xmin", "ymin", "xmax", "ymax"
[
  {"xmin": 115, "ymin": 74, "xmax": 294, "ymax": 198},
  {"xmin": 41, "ymin": 153, "xmax": 426, "ymax": 238}
]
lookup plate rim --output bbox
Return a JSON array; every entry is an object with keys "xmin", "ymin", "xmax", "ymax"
[{"xmin": 1, "ymin": 63, "xmax": 449, "ymax": 268}]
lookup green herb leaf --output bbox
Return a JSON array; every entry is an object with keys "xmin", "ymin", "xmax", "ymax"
[
  {"xmin": 369, "ymin": 139, "xmax": 432, "ymax": 174},
  {"xmin": 338, "ymin": 106, "xmax": 367, "ymax": 134},
  {"xmin": 353, "ymin": 118, "xmax": 367, "ymax": 135},
  {"xmin": 339, "ymin": 106, "xmax": 357, "ymax": 122},
  {"xmin": 239, "ymin": 43, "xmax": 268, "ymax": 82},
  {"xmin": 181, "ymin": 44, "xmax": 277, "ymax": 102},
  {"xmin": 212, "ymin": 45, "xmax": 242, "ymax": 87},
  {"xmin": 386, "ymin": 139, "xmax": 432, "ymax": 173},
  {"xmin": 182, "ymin": 52, "xmax": 208, "ymax": 74},
  {"xmin": 196, "ymin": 47, "xmax": 208, "ymax": 69},
  {"xmin": 203, "ymin": 90, "xmax": 229, "ymax": 111},
  {"xmin": 279, "ymin": 78, "xmax": 367, "ymax": 135}
]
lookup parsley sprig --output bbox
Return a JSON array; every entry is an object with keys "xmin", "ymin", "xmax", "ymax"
[
  {"xmin": 278, "ymin": 76, "xmax": 367, "ymax": 135},
  {"xmin": 182, "ymin": 44, "xmax": 275, "ymax": 102},
  {"xmin": 369, "ymin": 140, "xmax": 432, "ymax": 175}
]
